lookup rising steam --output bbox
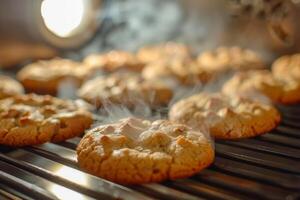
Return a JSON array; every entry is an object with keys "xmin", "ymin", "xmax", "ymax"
[{"xmin": 82, "ymin": 0, "xmax": 230, "ymax": 56}]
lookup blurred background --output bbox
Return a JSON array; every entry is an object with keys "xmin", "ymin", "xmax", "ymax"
[{"xmin": 1, "ymin": 0, "xmax": 300, "ymax": 68}]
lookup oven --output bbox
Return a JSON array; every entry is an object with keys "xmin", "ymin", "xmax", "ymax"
[{"xmin": 0, "ymin": 0, "xmax": 300, "ymax": 200}]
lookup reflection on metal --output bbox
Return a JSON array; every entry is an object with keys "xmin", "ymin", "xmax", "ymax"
[
  {"xmin": 53, "ymin": 165, "xmax": 88, "ymax": 186},
  {"xmin": 49, "ymin": 166, "xmax": 87, "ymax": 200},
  {"xmin": 49, "ymin": 184, "xmax": 86, "ymax": 200}
]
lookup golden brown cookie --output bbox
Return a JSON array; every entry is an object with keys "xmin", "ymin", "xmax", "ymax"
[
  {"xmin": 272, "ymin": 53, "xmax": 300, "ymax": 81},
  {"xmin": 0, "ymin": 76, "xmax": 24, "ymax": 99},
  {"xmin": 137, "ymin": 42, "xmax": 192, "ymax": 64},
  {"xmin": 84, "ymin": 51, "xmax": 144, "ymax": 73},
  {"xmin": 197, "ymin": 47, "xmax": 265, "ymax": 74},
  {"xmin": 0, "ymin": 94, "xmax": 93, "ymax": 147},
  {"xmin": 142, "ymin": 58, "xmax": 212, "ymax": 85},
  {"xmin": 77, "ymin": 73, "xmax": 173, "ymax": 108},
  {"xmin": 77, "ymin": 117, "xmax": 214, "ymax": 184},
  {"xmin": 169, "ymin": 92, "xmax": 281, "ymax": 139},
  {"xmin": 17, "ymin": 58, "xmax": 91, "ymax": 95},
  {"xmin": 222, "ymin": 70, "xmax": 300, "ymax": 104}
]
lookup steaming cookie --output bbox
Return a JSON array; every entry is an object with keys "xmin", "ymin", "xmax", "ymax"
[
  {"xmin": 17, "ymin": 58, "xmax": 91, "ymax": 95},
  {"xmin": 0, "ymin": 94, "xmax": 93, "ymax": 147},
  {"xmin": 77, "ymin": 73, "xmax": 173, "ymax": 108},
  {"xmin": 142, "ymin": 58, "xmax": 212, "ymax": 85},
  {"xmin": 197, "ymin": 47, "xmax": 265, "ymax": 74},
  {"xmin": 222, "ymin": 70, "xmax": 300, "ymax": 104},
  {"xmin": 137, "ymin": 42, "xmax": 192, "ymax": 64},
  {"xmin": 0, "ymin": 76, "xmax": 24, "ymax": 99},
  {"xmin": 77, "ymin": 117, "xmax": 214, "ymax": 184},
  {"xmin": 272, "ymin": 53, "xmax": 300, "ymax": 81},
  {"xmin": 84, "ymin": 51, "xmax": 144, "ymax": 73},
  {"xmin": 169, "ymin": 92, "xmax": 280, "ymax": 139}
]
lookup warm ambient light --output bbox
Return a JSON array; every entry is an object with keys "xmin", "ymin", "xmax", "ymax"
[{"xmin": 41, "ymin": 0, "xmax": 85, "ymax": 37}]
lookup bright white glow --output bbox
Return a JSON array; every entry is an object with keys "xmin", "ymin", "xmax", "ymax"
[
  {"xmin": 49, "ymin": 166, "xmax": 87, "ymax": 200},
  {"xmin": 49, "ymin": 184, "xmax": 86, "ymax": 200},
  {"xmin": 41, "ymin": 0, "xmax": 85, "ymax": 37},
  {"xmin": 54, "ymin": 166, "xmax": 87, "ymax": 185}
]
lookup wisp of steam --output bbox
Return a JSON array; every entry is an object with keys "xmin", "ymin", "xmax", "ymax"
[{"xmin": 57, "ymin": 78, "xmax": 78, "ymax": 100}]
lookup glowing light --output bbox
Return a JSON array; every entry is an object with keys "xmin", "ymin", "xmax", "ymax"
[{"xmin": 41, "ymin": 0, "xmax": 85, "ymax": 37}]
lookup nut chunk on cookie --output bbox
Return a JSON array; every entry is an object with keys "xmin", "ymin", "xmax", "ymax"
[
  {"xmin": 169, "ymin": 92, "xmax": 281, "ymax": 139},
  {"xmin": 0, "ymin": 76, "xmax": 24, "ymax": 99},
  {"xmin": 77, "ymin": 118, "xmax": 214, "ymax": 184},
  {"xmin": 0, "ymin": 94, "xmax": 93, "ymax": 147}
]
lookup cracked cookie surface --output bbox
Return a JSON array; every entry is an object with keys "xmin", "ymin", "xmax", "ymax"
[
  {"xmin": 0, "ymin": 76, "xmax": 24, "ymax": 99},
  {"xmin": 17, "ymin": 58, "xmax": 91, "ymax": 95},
  {"xmin": 77, "ymin": 117, "xmax": 214, "ymax": 184},
  {"xmin": 77, "ymin": 73, "xmax": 173, "ymax": 108},
  {"xmin": 0, "ymin": 94, "xmax": 93, "ymax": 147},
  {"xmin": 169, "ymin": 92, "xmax": 281, "ymax": 139},
  {"xmin": 197, "ymin": 47, "xmax": 265, "ymax": 74},
  {"xmin": 222, "ymin": 70, "xmax": 300, "ymax": 104},
  {"xmin": 84, "ymin": 51, "xmax": 144, "ymax": 73}
]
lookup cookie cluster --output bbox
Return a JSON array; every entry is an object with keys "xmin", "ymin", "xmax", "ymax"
[
  {"xmin": 222, "ymin": 55, "xmax": 300, "ymax": 104},
  {"xmin": 0, "ymin": 72, "xmax": 94, "ymax": 148},
  {"xmin": 1, "ymin": 42, "xmax": 298, "ymax": 185}
]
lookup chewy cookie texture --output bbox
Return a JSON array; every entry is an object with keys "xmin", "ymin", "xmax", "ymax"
[
  {"xmin": 142, "ymin": 57, "xmax": 212, "ymax": 86},
  {"xmin": 169, "ymin": 92, "xmax": 281, "ymax": 139},
  {"xmin": 0, "ymin": 94, "xmax": 93, "ymax": 147},
  {"xmin": 0, "ymin": 75, "xmax": 24, "ymax": 99},
  {"xmin": 84, "ymin": 50, "xmax": 145, "ymax": 73},
  {"xmin": 272, "ymin": 53, "xmax": 300, "ymax": 81},
  {"xmin": 77, "ymin": 73, "xmax": 173, "ymax": 108},
  {"xmin": 222, "ymin": 70, "xmax": 300, "ymax": 104},
  {"xmin": 17, "ymin": 58, "xmax": 91, "ymax": 95},
  {"xmin": 270, "ymin": 53, "xmax": 300, "ymax": 104},
  {"xmin": 77, "ymin": 118, "xmax": 214, "ymax": 184},
  {"xmin": 137, "ymin": 42, "xmax": 192, "ymax": 64},
  {"xmin": 197, "ymin": 46, "xmax": 265, "ymax": 73}
]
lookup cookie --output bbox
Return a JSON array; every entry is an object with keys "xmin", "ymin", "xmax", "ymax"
[
  {"xmin": 272, "ymin": 53, "xmax": 300, "ymax": 81},
  {"xmin": 222, "ymin": 70, "xmax": 300, "ymax": 104},
  {"xmin": 0, "ymin": 76, "xmax": 24, "ymax": 99},
  {"xmin": 137, "ymin": 42, "xmax": 192, "ymax": 64},
  {"xmin": 142, "ymin": 58, "xmax": 212, "ymax": 85},
  {"xmin": 17, "ymin": 58, "xmax": 91, "ymax": 95},
  {"xmin": 84, "ymin": 51, "xmax": 144, "ymax": 73},
  {"xmin": 0, "ymin": 94, "xmax": 93, "ymax": 147},
  {"xmin": 77, "ymin": 117, "xmax": 214, "ymax": 184},
  {"xmin": 169, "ymin": 92, "xmax": 281, "ymax": 139},
  {"xmin": 197, "ymin": 47, "xmax": 265, "ymax": 73},
  {"xmin": 77, "ymin": 73, "xmax": 173, "ymax": 108}
]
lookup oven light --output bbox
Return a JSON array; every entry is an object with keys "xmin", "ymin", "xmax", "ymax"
[{"xmin": 41, "ymin": 0, "xmax": 85, "ymax": 38}]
